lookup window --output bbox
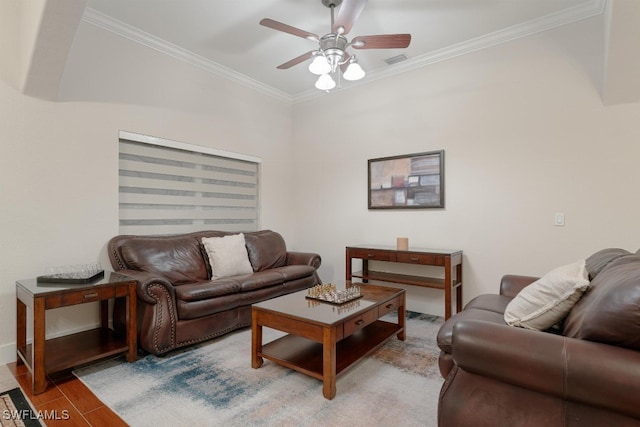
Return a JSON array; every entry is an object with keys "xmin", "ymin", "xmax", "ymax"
[{"xmin": 118, "ymin": 131, "xmax": 260, "ymax": 235}]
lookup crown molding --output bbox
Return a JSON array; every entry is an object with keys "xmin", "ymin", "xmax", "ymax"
[
  {"xmin": 82, "ymin": 8, "xmax": 293, "ymax": 104},
  {"xmin": 367, "ymin": 0, "xmax": 606, "ymax": 82},
  {"xmin": 292, "ymin": 0, "xmax": 605, "ymax": 103},
  {"xmin": 82, "ymin": 0, "xmax": 604, "ymax": 105}
]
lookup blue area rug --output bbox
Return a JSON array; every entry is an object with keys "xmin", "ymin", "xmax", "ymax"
[{"xmin": 75, "ymin": 311, "xmax": 443, "ymax": 427}]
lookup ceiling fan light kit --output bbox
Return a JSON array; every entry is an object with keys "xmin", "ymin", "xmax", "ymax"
[
  {"xmin": 260, "ymin": 0, "xmax": 410, "ymax": 92},
  {"xmin": 308, "ymin": 55, "xmax": 331, "ymax": 75},
  {"xmin": 343, "ymin": 56, "xmax": 365, "ymax": 81},
  {"xmin": 315, "ymin": 73, "xmax": 337, "ymax": 91}
]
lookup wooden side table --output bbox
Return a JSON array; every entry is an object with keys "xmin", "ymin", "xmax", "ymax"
[
  {"xmin": 16, "ymin": 271, "xmax": 137, "ymax": 394},
  {"xmin": 346, "ymin": 245, "xmax": 463, "ymax": 319}
]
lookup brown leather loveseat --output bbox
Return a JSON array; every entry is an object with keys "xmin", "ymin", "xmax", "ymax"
[
  {"xmin": 108, "ymin": 230, "xmax": 321, "ymax": 355},
  {"xmin": 436, "ymin": 248, "xmax": 640, "ymax": 426}
]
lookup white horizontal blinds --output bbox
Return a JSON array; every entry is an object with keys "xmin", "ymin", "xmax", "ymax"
[{"xmin": 119, "ymin": 138, "xmax": 259, "ymax": 235}]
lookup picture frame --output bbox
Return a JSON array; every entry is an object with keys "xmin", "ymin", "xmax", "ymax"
[{"xmin": 368, "ymin": 150, "xmax": 444, "ymax": 209}]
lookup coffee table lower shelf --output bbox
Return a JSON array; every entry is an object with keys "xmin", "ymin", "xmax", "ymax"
[{"xmin": 259, "ymin": 320, "xmax": 402, "ymax": 380}]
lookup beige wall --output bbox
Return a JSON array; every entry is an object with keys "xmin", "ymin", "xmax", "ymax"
[
  {"xmin": 2, "ymin": 12, "xmax": 640, "ymax": 363},
  {"xmin": 292, "ymin": 16, "xmax": 640, "ymax": 315},
  {"xmin": 0, "ymin": 21, "xmax": 295, "ymax": 363}
]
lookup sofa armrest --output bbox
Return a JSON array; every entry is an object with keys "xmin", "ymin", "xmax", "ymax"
[
  {"xmin": 499, "ymin": 274, "xmax": 538, "ymax": 298},
  {"xmin": 115, "ymin": 269, "xmax": 176, "ymax": 305},
  {"xmin": 286, "ymin": 251, "xmax": 321, "ymax": 270},
  {"xmin": 451, "ymin": 320, "xmax": 640, "ymax": 420}
]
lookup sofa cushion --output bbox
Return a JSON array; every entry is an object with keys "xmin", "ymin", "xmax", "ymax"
[
  {"xmin": 585, "ymin": 248, "xmax": 631, "ymax": 280},
  {"xmin": 202, "ymin": 234, "xmax": 253, "ymax": 279},
  {"xmin": 504, "ymin": 260, "xmax": 590, "ymax": 331},
  {"xmin": 174, "ymin": 279, "xmax": 240, "ymax": 302},
  {"xmin": 236, "ymin": 270, "xmax": 287, "ymax": 292},
  {"xmin": 119, "ymin": 236, "xmax": 209, "ymax": 284},
  {"xmin": 244, "ymin": 230, "xmax": 287, "ymax": 271},
  {"xmin": 563, "ymin": 255, "xmax": 640, "ymax": 350},
  {"xmin": 175, "ymin": 271, "xmax": 290, "ymax": 304}
]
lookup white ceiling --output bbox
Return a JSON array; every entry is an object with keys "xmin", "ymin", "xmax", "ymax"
[{"xmin": 84, "ymin": 0, "xmax": 603, "ymax": 101}]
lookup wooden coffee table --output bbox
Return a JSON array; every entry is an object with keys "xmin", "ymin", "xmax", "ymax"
[{"xmin": 251, "ymin": 282, "xmax": 405, "ymax": 399}]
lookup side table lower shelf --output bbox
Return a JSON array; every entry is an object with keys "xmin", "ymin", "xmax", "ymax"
[{"xmin": 17, "ymin": 328, "xmax": 129, "ymax": 374}]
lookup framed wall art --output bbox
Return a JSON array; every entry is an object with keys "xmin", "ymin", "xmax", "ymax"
[{"xmin": 368, "ymin": 150, "xmax": 444, "ymax": 209}]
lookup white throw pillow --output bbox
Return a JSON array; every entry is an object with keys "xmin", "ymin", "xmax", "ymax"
[
  {"xmin": 202, "ymin": 234, "xmax": 253, "ymax": 279},
  {"xmin": 504, "ymin": 260, "xmax": 590, "ymax": 331}
]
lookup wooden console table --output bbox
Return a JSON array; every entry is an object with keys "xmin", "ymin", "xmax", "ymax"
[
  {"xmin": 16, "ymin": 271, "xmax": 137, "ymax": 394},
  {"xmin": 345, "ymin": 245, "xmax": 463, "ymax": 319}
]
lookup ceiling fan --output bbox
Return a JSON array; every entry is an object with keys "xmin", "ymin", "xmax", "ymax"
[{"xmin": 260, "ymin": 0, "xmax": 411, "ymax": 91}]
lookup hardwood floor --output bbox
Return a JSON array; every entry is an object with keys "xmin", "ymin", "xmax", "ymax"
[{"xmin": 6, "ymin": 362, "xmax": 127, "ymax": 427}]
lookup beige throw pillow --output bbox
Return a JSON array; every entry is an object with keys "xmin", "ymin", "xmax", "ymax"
[
  {"xmin": 504, "ymin": 260, "xmax": 590, "ymax": 331},
  {"xmin": 202, "ymin": 234, "xmax": 253, "ymax": 279}
]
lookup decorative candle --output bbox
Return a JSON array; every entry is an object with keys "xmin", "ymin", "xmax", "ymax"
[{"xmin": 397, "ymin": 237, "xmax": 409, "ymax": 251}]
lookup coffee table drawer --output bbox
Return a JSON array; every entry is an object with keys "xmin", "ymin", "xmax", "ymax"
[
  {"xmin": 378, "ymin": 295, "xmax": 403, "ymax": 317},
  {"xmin": 343, "ymin": 307, "xmax": 378, "ymax": 336}
]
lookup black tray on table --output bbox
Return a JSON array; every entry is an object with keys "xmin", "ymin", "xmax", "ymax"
[{"xmin": 36, "ymin": 270, "xmax": 105, "ymax": 284}]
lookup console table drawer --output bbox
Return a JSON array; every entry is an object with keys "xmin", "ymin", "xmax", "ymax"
[
  {"xmin": 349, "ymin": 248, "xmax": 392, "ymax": 261},
  {"xmin": 396, "ymin": 252, "xmax": 445, "ymax": 266},
  {"xmin": 344, "ymin": 308, "xmax": 378, "ymax": 336},
  {"xmin": 378, "ymin": 295, "xmax": 403, "ymax": 317},
  {"xmin": 62, "ymin": 287, "xmax": 115, "ymax": 306}
]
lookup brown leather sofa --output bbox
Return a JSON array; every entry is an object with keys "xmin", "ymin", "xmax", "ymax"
[
  {"xmin": 436, "ymin": 248, "xmax": 640, "ymax": 426},
  {"xmin": 108, "ymin": 230, "xmax": 321, "ymax": 355}
]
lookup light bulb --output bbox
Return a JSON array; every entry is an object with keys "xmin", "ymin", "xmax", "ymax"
[
  {"xmin": 343, "ymin": 61, "xmax": 365, "ymax": 81},
  {"xmin": 315, "ymin": 74, "xmax": 336, "ymax": 91},
  {"xmin": 308, "ymin": 56, "xmax": 331, "ymax": 75}
]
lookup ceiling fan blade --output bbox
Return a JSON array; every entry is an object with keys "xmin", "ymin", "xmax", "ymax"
[
  {"xmin": 276, "ymin": 51, "xmax": 317, "ymax": 69},
  {"xmin": 332, "ymin": 0, "xmax": 367, "ymax": 35},
  {"xmin": 260, "ymin": 18, "xmax": 318, "ymax": 41},
  {"xmin": 351, "ymin": 34, "xmax": 411, "ymax": 49}
]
